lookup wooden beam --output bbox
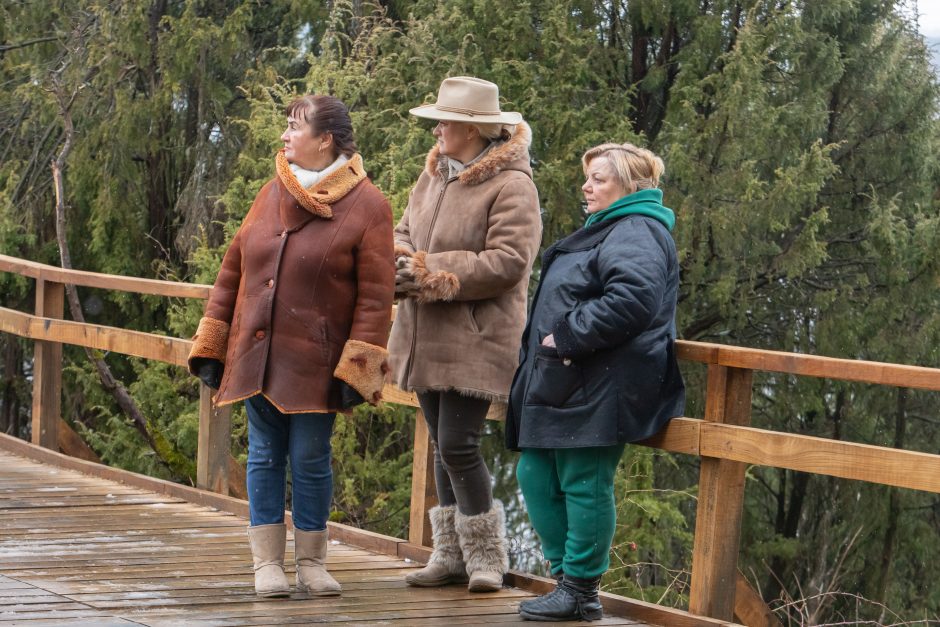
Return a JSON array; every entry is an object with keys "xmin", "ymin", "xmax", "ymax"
[
  {"xmin": 700, "ymin": 422, "xmax": 940, "ymax": 494},
  {"xmin": 675, "ymin": 340, "xmax": 721, "ymax": 364},
  {"xmin": 56, "ymin": 417, "xmax": 100, "ymax": 463},
  {"xmin": 196, "ymin": 384, "xmax": 232, "ymax": 495},
  {"xmin": 689, "ymin": 365, "xmax": 753, "ymax": 621},
  {"xmin": 636, "ymin": 416, "xmax": 702, "ymax": 455},
  {"xmin": 715, "ymin": 344, "xmax": 940, "ymax": 391},
  {"xmin": 30, "ymin": 279, "xmax": 64, "ymax": 449},
  {"xmin": 504, "ymin": 571, "xmax": 744, "ymax": 627},
  {"xmin": 0, "ymin": 306, "xmax": 191, "ymax": 366},
  {"xmin": 382, "ymin": 383, "xmax": 419, "ymax": 407},
  {"xmin": 0, "ymin": 253, "xmax": 211, "ymax": 300},
  {"xmin": 408, "ymin": 409, "xmax": 437, "ymax": 547},
  {"xmin": 674, "ymin": 340, "xmax": 940, "ymax": 391},
  {"xmin": 735, "ymin": 571, "xmax": 782, "ymax": 627},
  {"xmin": 226, "ymin": 453, "xmax": 248, "ymax": 500}
]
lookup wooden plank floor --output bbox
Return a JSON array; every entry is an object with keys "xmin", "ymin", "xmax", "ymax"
[{"xmin": 0, "ymin": 451, "xmax": 651, "ymax": 626}]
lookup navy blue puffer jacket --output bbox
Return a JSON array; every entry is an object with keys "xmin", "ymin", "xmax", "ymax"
[{"xmin": 506, "ymin": 214, "xmax": 685, "ymax": 450}]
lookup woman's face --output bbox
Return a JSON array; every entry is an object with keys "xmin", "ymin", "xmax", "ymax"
[
  {"xmin": 582, "ymin": 156, "xmax": 628, "ymax": 214},
  {"xmin": 281, "ymin": 113, "xmax": 331, "ymax": 170},
  {"xmin": 432, "ymin": 120, "xmax": 477, "ymax": 161}
]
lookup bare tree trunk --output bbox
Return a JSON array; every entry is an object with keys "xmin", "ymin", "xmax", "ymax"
[
  {"xmin": 49, "ymin": 73, "xmax": 163, "ymax": 458},
  {"xmin": 45, "ymin": 63, "xmax": 201, "ymax": 481}
]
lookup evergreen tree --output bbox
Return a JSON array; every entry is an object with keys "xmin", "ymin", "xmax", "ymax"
[{"xmin": 1, "ymin": 0, "xmax": 937, "ymax": 621}]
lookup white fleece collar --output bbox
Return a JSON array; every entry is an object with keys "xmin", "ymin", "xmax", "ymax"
[{"xmin": 289, "ymin": 154, "xmax": 350, "ymax": 189}]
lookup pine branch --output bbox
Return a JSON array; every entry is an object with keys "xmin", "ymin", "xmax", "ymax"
[{"xmin": 0, "ymin": 36, "xmax": 58, "ymax": 54}]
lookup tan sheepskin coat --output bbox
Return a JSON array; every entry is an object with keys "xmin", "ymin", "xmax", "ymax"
[
  {"xmin": 388, "ymin": 122, "xmax": 542, "ymax": 402},
  {"xmin": 188, "ymin": 151, "xmax": 395, "ymax": 413}
]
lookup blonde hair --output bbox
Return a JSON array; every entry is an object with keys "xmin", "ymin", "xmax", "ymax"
[
  {"xmin": 473, "ymin": 122, "xmax": 514, "ymax": 141},
  {"xmin": 582, "ymin": 142, "xmax": 664, "ymax": 193}
]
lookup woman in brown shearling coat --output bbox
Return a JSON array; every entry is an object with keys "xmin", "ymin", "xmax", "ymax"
[
  {"xmin": 389, "ymin": 77, "xmax": 542, "ymax": 592},
  {"xmin": 188, "ymin": 95, "xmax": 394, "ymax": 598}
]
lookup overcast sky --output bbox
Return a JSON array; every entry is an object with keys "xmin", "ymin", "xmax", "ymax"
[{"xmin": 919, "ymin": 0, "xmax": 940, "ymax": 37}]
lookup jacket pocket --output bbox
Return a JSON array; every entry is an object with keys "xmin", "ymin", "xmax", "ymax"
[
  {"xmin": 524, "ymin": 346, "xmax": 588, "ymax": 408},
  {"xmin": 312, "ymin": 317, "xmax": 335, "ymax": 365},
  {"xmin": 466, "ymin": 303, "xmax": 481, "ymax": 334}
]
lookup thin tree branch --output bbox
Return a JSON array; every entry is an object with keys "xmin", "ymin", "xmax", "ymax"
[{"xmin": 0, "ymin": 36, "xmax": 58, "ymax": 53}]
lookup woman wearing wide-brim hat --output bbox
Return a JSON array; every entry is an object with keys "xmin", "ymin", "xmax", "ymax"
[{"xmin": 389, "ymin": 76, "xmax": 542, "ymax": 592}]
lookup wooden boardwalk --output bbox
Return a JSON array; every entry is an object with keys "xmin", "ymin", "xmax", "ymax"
[{"xmin": 0, "ymin": 451, "xmax": 652, "ymax": 626}]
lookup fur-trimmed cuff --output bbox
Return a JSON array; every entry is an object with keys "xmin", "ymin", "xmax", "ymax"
[
  {"xmin": 394, "ymin": 244, "xmax": 414, "ymax": 259},
  {"xmin": 333, "ymin": 340, "xmax": 389, "ymax": 405},
  {"xmin": 188, "ymin": 317, "xmax": 230, "ymax": 375},
  {"xmin": 409, "ymin": 250, "xmax": 460, "ymax": 304}
]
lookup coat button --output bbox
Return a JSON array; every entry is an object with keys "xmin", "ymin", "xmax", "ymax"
[
  {"xmin": 255, "ymin": 330, "xmax": 266, "ymax": 340},
  {"xmin": 562, "ymin": 358, "xmax": 572, "ymax": 366},
  {"xmin": 280, "ymin": 231, "xmax": 287, "ymax": 238},
  {"xmin": 266, "ymin": 279, "xmax": 274, "ymax": 288}
]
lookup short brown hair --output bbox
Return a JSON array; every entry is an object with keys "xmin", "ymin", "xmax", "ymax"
[
  {"xmin": 582, "ymin": 143, "xmax": 664, "ymax": 193},
  {"xmin": 285, "ymin": 95, "xmax": 357, "ymax": 158}
]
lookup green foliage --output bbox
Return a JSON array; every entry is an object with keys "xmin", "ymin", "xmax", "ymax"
[
  {"xmin": 1, "ymin": 0, "xmax": 938, "ymax": 622},
  {"xmin": 607, "ymin": 449, "xmax": 695, "ymax": 607},
  {"xmin": 329, "ymin": 402, "xmax": 415, "ymax": 538}
]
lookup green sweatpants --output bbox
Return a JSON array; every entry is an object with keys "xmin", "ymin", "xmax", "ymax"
[{"xmin": 516, "ymin": 445, "xmax": 625, "ymax": 579}]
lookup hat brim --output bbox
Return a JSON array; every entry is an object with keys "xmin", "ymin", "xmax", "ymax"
[{"xmin": 409, "ymin": 104, "xmax": 522, "ymax": 125}]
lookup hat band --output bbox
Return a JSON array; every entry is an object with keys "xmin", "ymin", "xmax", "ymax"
[{"xmin": 434, "ymin": 104, "xmax": 503, "ymax": 117}]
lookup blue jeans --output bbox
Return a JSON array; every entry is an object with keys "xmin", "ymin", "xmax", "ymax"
[{"xmin": 245, "ymin": 395, "xmax": 336, "ymax": 532}]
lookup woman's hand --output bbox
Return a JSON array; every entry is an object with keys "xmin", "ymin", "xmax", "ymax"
[
  {"xmin": 395, "ymin": 259, "xmax": 419, "ymax": 294},
  {"xmin": 541, "ymin": 334, "xmax": 556, "ymax": 348},
  {"xmin": 195, "ymin": 359, "xmax": 224, "ymax": 390}
]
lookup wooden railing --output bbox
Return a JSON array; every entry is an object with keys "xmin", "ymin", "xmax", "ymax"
[{"xmin": 1, "ymin": 251, "xmax": 939, "ymax": 626}]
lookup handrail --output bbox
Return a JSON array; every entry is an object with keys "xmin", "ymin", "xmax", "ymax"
[
  {"xmin": 4, "ymin": 254, "xmax": 939, "ymax": 389},
  {"xmin": 0, "ymin": 305, "xmax": 191, "ymax": 366},
  {"xmin": 674, "ymin": 341, "xmax": 940, "ymax": 391},
  {"xmin": 1, "ymin": 254, "xmax": 938, "ymax": 626},
  {"xmin": 0, "ymin": 253, "xmax": 212, "ymax": 299}
]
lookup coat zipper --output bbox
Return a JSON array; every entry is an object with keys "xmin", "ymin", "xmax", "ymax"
[{"xmin": 404, "ymin": 175, "xmax": 453, "ymax": 386}]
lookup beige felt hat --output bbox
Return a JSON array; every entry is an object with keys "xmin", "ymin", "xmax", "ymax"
[{"xmin": 410, "ymin": 76, "xmax": 522, "ymax": 125}]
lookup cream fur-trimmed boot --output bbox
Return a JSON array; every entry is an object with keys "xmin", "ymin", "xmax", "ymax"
[
  {"xmin": 405, "ymin": 505, "xmax": 469, "ymax": 587},
  {"xmin": 455, "ymin": 501, "xmax": 509, "ymax": 592},
  {"xmin": 294, "ymin": 528, "xmax": 342, "ymax": 596},
  {"xmin": 247, "ymin": 523, "xmax": 290, "ymax": 598}
]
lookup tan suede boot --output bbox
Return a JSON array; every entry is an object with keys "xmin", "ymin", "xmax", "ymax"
[
  {"xmin": 294, "ymin": 528, "xmax": 342, "ymax": 596},
  {"xmin": 455, "ymin": 501, "xmax": 509, "ymax": 592},
  {"xmin": 247, "ymin": 524, "xmax": 290, "ymax": 598},
  {"xmin": 405, "ymin": 505, "xmax": 469, "ymax": 587}
]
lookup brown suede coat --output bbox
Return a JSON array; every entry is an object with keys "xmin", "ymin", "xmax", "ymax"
[
  {"xmin": 188, "ymin": 151, "xmax": 395, "ymax": 413},
  {"xmin": 388, "ymin": 123, "xmax": 542, "ymax": 402}
]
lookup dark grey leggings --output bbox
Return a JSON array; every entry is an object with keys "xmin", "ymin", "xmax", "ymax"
[{"xmin": 417, "ymin": 390, "xmax": 493, "ymax": 516}]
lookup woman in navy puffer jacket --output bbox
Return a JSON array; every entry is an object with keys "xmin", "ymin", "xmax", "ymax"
[{"xmin": 507, "ymin": 142, "xmax": 685, "ymax": 622}]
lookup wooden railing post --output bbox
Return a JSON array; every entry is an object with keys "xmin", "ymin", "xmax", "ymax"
[
  {"xmin": 31, "ymin": 279, "xmax": 64, "ymax": 449},
  {"xmin": 689, "ymin": 363, "xmax": 753, "ymax": 620},
  {"xmin": 197, "ymin": 383, "xmax": 232, "ymax": 494},
  {"xmin": 409, "ymin": 408, "xmax": 437, "ymax": 546}
]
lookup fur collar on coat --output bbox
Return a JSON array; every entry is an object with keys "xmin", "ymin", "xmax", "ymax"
[
  {"xmin": 424, "ymin": 122, "xmax": 532, "ymax": 186},
  {"xmin": 275, "ymin": 150, "xmax": 367, "ymax": 219}
]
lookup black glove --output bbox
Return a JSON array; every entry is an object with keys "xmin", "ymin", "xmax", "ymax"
[
  {"xmin": 195, "ymin": 359, "xmax": 224, "ymax": 390},
  {"xmin": 339, "ymin": 380, "xmax": 366, "ymax": 409}
]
